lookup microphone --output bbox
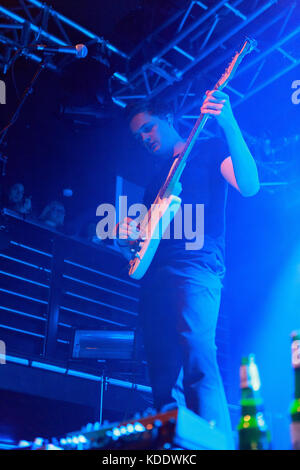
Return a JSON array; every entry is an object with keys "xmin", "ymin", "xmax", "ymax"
[{"xmin": 28, "ymin": 43, "xmax": 88, "ymax": 58}]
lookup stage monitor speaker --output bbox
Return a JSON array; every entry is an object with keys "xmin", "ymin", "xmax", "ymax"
[{"xmin": 72, "ymin": 330, "xmax": 134, "ymax": 360}]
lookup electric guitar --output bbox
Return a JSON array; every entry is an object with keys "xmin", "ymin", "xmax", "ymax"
[{"xmin": 128, "ymin": 38, "xmax": 257, "ymax": 280}]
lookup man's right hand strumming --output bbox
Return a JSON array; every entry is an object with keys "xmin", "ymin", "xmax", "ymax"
[{"xmin": 116, "ymin": 217, "xmax": 141, "ymax": 260}]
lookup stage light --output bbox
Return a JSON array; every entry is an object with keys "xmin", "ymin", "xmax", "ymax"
[
  {"xmin": 112, "ymin": 97, "xmax": 126, "ymax": 108},
  {"xmin": 113, "ymin": 72, "xmax": 128, "ymax": 84},
  {"xmin": 63, "ymin": 188, "xmax": 73, "ymax": 197}
]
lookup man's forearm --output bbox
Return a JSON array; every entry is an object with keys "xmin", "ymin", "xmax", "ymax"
[{"xmin": 223, "ymin": 119, "xmax": 260, "ymax": 197}]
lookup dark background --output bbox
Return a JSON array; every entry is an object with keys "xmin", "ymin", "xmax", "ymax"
[{"xmin": 0, "ymin": 0, "xmax": 299, "ymax": 449}]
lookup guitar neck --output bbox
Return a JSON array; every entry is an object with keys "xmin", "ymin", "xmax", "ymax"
[
  {"xmin": 155, "ymin": 38, "xmax": 256, "ymax": 202},
  {"xmin": 158, "ymin": 83, "xmax": 222, "ymax": 199},
  {"xmin": 158, "ymin": 111, "xmax": 210, "ymax": 199}
]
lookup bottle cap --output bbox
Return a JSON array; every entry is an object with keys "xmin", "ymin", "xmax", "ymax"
[
  {"xmin": 241, "ymin": 356, "xmax": 250, "ymax": 365},
  {"xmin": 291, "ymin": 330, "xmax": 300, "ymax": 341},
  {"xmin": 241, "ymin": 354, "xmax": 256, "ymax": 365}
]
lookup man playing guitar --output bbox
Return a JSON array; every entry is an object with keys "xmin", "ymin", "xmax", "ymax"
[{"xmin": 117, "ymin": 88, "xmax": 259, "ymax": 449}]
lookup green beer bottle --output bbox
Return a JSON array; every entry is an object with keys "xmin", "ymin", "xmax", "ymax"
[
  {"xmin": 290, "ymin": 331, "xmax": 300, "ymax": 450},
  {"xmin": 237, "ymin": 354, "xmax": 271, "ymax": 450}
]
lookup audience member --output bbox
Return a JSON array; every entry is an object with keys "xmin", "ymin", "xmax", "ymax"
[
  {"xmin": 39, "ymin": 200, "xmax": 65, "ymax": 230},
  {"xmin": 7, "ymin": 183, "xmax": 32, "ymax": 215}
]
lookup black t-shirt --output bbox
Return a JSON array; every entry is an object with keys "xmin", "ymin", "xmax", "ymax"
[{"xmin": 142, "ymin": 136, "xmax": 228, "ymax": 281}]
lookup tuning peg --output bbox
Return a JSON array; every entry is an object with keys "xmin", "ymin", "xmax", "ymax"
[{"xmin": 18, "ymin": 440, "xmax": 32, "ymax": 448}]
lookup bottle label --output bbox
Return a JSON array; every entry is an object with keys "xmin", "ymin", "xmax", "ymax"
[
  {"xmin": 290, "ymin": 422, "xmax": 300, "ymax": 450},
  {"xmin": 240, "ymin": 363, "xmax": 261, "ymax": 390},
  {"xmin": 240, "ymin": 365, "xmax": 251, "ymax": 389},
  {"xmin": 292, "ymin": 340, "xmax": 300, "ymax": 369}
]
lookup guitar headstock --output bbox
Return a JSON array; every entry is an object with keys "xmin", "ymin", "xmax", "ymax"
[{"xmin": 216, "ymin": 38, "xmax": 257, "ymax": 90}]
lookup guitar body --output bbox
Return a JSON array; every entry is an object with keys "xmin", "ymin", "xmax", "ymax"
[{"xmin": 128, "ymin": 194, "xmax": 181, "ymax": 280}]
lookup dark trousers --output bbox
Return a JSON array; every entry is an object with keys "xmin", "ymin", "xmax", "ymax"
[{"xmin": 139, "ymin": 265, "xmax": 234, "ymax": 449}]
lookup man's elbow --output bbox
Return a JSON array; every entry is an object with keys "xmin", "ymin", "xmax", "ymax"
[{"xmin": 240, "ymin": 181, "xmax": 260, "ymax": 197}]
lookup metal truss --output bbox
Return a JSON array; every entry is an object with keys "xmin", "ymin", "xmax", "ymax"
[
  {"xmin": 175, "ymin": 1, "xmax": 300, "ymax": 118},
  {"xmin": 0, "ymin": 0, "xmax": 128, "ymax": 73},
  {"xmin": 109, "ymin": 0, "xmax": 300, "ymax": 122},
  {"xmin": 108, "ymin": 0, "xmax": 300, "ymax": 189},
  {"xmin": 1, "ymin": 1, "xmax": 298, "ymax": 124},
  {"xmin": 0, "ymin": 0, "xmax": 299, "ymax": 188}
]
